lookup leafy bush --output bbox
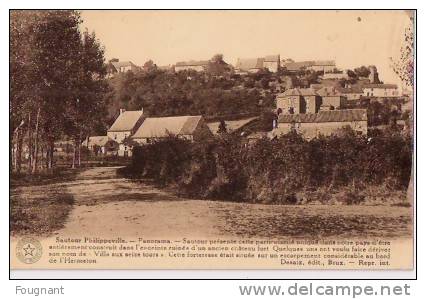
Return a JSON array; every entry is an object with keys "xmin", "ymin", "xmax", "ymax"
[{"xmin": 126, "ymin": 129, "xmax": 412, "ymax": 205}]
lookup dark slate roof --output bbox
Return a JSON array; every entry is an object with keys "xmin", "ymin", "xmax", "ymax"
[
  {"xmin": 337, "ymin": 86, "xmax": 364, "ymax": 94},
  {"xmin": 280, "ymin": 88, "xmax": 318, "ymax": 97},
  {"xmin": 317, "ymin": 86, "xmax": 343, "ymax": 97},
  {"xmin": 278, "ymin": 109, "xmax": 367, "ymax": 123},
  {"xmin": 362, "ymin": 84, "xmax": 398, "ymax": 89},
  {"xmin": 313, "ymin": 60, "xmax": 335, "ymax": 66},
  {"xmin": 282, "ymin": 60, "xmax": 335, "ymax": 71},
  {"xmin": 282, "ymin": 61, "xmax": 314, "ymax": 71}
]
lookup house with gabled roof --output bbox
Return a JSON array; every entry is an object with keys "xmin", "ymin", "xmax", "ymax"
[
  {"xmin": 273, "ymin": 109, "xmax": 368, "ymax": 139},
  {"xmin": 263, "ymin": 55, "xmax": 281, "ymax": 72},
  {"xmin": 175, "ymin": 60, "xmax": 210, "ymax": 72},
  {"xmin": 107, "ymin": 60, "xmax": 140, "ymax": 77},
  {"xmin": 107, "ymin": 109, "xmax": 145, "ymax": 156},
  {"xmin": 132, "ymin": 115, "xmax": 213, "ymax": 144},
  {"xmin": 362, "ymin": 84, "xmax": 399, "ymax": 98},
  {"xmin": 310, "ymin": 60, "xmax": 336, "ymax": 73},
  {"xmin": 276, "ymin": 88, "xmax": 321, "ymax": 115},
  {"xmin": 316, "ymin": 86, "xmax": 347, "ymax": 110},
  {"xmin": 337, "ymin": 86, "xmax": 364, "ymax": 101},
  {"xmin": 235, "ymin": 58, "xmax": 265, "ymax": 74},
  {"xmin": 282, "ymin": 60, "xmax": 336, "ymax": 73},
  {"xmin": 235, "ymin": 55, "xmax": 280, "ymax": 74}
]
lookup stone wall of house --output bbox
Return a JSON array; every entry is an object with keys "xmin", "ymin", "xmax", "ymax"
[
  {"xmin": 322, "ymin": 73, "xmax": 349, "ymax": 80},
  {"xmin": 275, "ymin": 120, "xmax": 368, "ymax": 139},
  {"xmin": 363, "ymin": 87, "xmax": 399, "ymax": 97},
  {"xmin": 305, "ymin": 95, "xmax": 321, "ymax": 114},
  {"xmin": 345, "ymin": 93, "xmax": 363, "ymax": 101},
  {"xmin": 263, "ymin": 61, "xmax": 279, "ymax": 73},
  {"xmin": 322, "ymin": 95, "xmax": 347, "ymax": 109},
  {"xmin": 309, "ymin": 65, "xmax": 335, "ymax": 73},
  {"xmin": 107, "ymin": 131, "xmax": 132, "ymax": 144},
  {"xmin": 276, "ymin": 96, "xmax": 302, "ymax": 114}
]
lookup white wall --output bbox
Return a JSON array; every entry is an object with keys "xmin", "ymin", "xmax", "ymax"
[
  {"xmin": 363, "ymin": 87, "xmax": 399, "ymax": 97},
  {"xmin": 107, "ymin": 131, "xmax": 131, "ymax": 144}
]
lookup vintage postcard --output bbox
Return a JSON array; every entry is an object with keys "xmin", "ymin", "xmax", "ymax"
[{"xmin": 10, "ymin": 10, "xmax": 415, "ymax": 270}]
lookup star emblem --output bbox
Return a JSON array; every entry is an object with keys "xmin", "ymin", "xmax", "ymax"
[{"xmin": 23, "ymin": 243, "xmax": 35, "ymax": 257}]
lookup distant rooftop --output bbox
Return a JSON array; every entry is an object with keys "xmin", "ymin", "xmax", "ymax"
[
  {"xmin": 108, "ymin": 110, "xmax": 144, "ymax": 132},
  {"xmin": 132, "ymin": 115, "xmax": 203, "ymax": 139},
  {"xmin": 282, "ymin": 60, "xmax": 336, "ymax": 71},
  {"xmin": 279, "ymin": 87, "xmax": 318, "ymax": 97},
  {"xmin": 235, "ymin": 58, "xmax": 264, "ymax": 71},
  {"xmin": 362, "ymin": 84, "xmax": 398, "ymax": 89},
  {"xmin": 278, "ymin": 109, "xmax": 367, "ymax": 123},
  {"xmin": 175, "ymin": 60, "xmax": 210, "ymax": 67}
]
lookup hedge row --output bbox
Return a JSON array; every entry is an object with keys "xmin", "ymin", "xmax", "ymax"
[{"xmin": 126, "ymin": 128, "xmax": 412, "ymax": 204}]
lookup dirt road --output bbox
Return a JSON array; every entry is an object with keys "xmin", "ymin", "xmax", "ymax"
[{"xmin": 13, "ymin": 167, "xmax": 413, "ymax": 240}]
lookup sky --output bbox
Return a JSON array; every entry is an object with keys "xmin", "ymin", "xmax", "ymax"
[{"xmin": 80, "ymin": 10, "xmax": 413, "ymax": 86}]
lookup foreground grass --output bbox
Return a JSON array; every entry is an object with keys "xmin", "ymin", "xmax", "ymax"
[
  {"xmin": 10, "ymin": 168, "xmax": 80, "ymax": 236},
  {"xmin": 11, "ymin": 167, "xmax": 79, "ymax": 188}
]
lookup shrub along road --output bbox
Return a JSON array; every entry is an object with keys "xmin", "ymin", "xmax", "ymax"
[{"xmin": 11, "ymin": 166, "xmax": 412, "ymax": 240}]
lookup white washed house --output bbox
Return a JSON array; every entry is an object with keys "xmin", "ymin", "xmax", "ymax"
[{"xmin": 107, "ymin": 109, "xmax": 145, "ymax": 156}]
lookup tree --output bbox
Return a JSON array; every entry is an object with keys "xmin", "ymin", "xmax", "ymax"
[
  {"xmin": 217, "ymin": 119, "xmax": 227, "ymax": 134},
  {"xmin": 211, "ymin": 54, "xmax": 224, "ymax": 64},
  {"xmin": 10, "ymin": 11, "xmax": 109, "ymax": 173},
  {"xmin": 143, "ymin": 59, "xmax": 157, "ymax": 72},
  {"xmin": 66, "ymin": 29, "xmax": 109, "ymax": 168},
  {"xmin": 391, "ymin": 16, "xmax": 414, "ymax": 87},
  {"xmin": 347, "ymin": 70, "xmax": 357, "ymax": 78},
  {"xmin": 207, "ymin": 53, "xmax": 231, "ymax": 75},
  {"xmin": 354, "ymin": 66, "xmax": 370, "ymax": 78}
]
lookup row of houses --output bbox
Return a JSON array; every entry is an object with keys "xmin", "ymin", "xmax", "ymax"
[
  {"xmin": 105, "ymin": 55, "xmax": 340, "ymax": 76},
  {"xmin": 171, "ymin": 57, "xmax": 337, "ymax": 75},
  {"xmin": 85, "ymin": 108, "xmax": 370, "ymax": 157},
  {"xmin": 87, "ymin": 78, "xmax": 401, "ymax": 155},
  {"xmin": 275, "ymin": 83, "xmax": 399, "ymax": 116},
  {"xmin": 270, "ymin": 80, "xmax": 403, "ymax": 140},
  {"xmin": 271, "ymin": 109, "xmax": 368, "ymax": 140},
  {"xmin": 85, "ymin": 109, "xmax": 213, "ymax": 157}
]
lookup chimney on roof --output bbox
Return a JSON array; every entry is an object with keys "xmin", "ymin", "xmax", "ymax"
[
  {"xmin": 119, "ymin": 108, "xmax": 126, "ymax": 115},
  {"xmin": 141, "ymin": 107, "xmax": 144, "ymax": 114}
]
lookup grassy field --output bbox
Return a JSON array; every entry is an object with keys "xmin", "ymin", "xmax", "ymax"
[{"xmin": 10, "ymin": 168, "xmax": 80, "ymax": 236}]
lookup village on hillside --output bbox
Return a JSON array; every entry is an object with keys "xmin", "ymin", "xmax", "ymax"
[
  {"xmin": 10, "ymin": 11, "xmax": 414, "ymax": 266},
  {"xmin": 80, "ymin": 55, "xmax": 412, "ymax": 158}
]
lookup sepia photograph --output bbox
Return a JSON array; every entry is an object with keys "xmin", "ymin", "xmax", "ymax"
[{"xmin": 9, "ymin": 10, "xmax": 415, "ymax": 271}]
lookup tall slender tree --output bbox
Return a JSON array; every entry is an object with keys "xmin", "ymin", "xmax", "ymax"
[{"xmin": 10, "ymin": 10, "xmax": 109, "ymax": 173}]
